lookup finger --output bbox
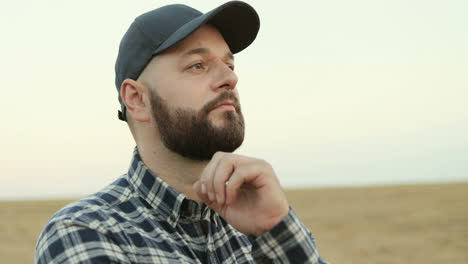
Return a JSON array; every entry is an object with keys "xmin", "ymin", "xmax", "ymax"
[
  {"xmin": 193, "ymin": 180, "xmax": 208, "ymax": 203},
  {"xmin": 212, "ymin": 154, "xmax": 258, "ymax": 205},
  {"xmin": 193, "ymin": 180, "xmax": 220, "ymax": 208},
  {"xmin": 211, "ymin": 155, "xmax": 236, "ymax": 205},
  {"xmin": 200, "ymin": 151, "xmax": 227, "ymax": 203},
  {"xmin": 225, "ymin": 162, "xmax": 268, "ymax": 205}
]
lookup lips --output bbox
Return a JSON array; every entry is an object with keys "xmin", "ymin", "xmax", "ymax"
[
  {"xmin": 203, "ymin": 92, "xmax": 240, "ymax": 114},
  {"xmin": 213, "ymin": 100, "xmax": 237, "ymax": 112},
  {"xmin": 215, "ymin": 100, "xmax": 235, "ymax": 108}
]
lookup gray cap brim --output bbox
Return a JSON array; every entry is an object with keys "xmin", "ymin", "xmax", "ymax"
[{"xmin": 154, "ymin": 1, "xmax": 260, "ymax": 55}]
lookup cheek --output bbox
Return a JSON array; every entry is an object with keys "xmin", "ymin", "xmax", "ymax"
[{"xmin": 158, "ymin": 79, "xmax": 209, "ymax": 110}]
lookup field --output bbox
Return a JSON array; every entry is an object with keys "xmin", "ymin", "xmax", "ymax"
[{"xmin": 1, "ymin": 183, "xmax": 467, "ymax": 263}]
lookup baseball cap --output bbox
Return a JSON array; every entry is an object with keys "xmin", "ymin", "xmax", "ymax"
[{"xmin": 115, "ymin": 1, "xmax": 260, "ymax": 121}]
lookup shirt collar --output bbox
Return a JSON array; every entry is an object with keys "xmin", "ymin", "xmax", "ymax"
[{"xmin": 127, "ymin": 147, "xmax": 210, "ymax": 227}]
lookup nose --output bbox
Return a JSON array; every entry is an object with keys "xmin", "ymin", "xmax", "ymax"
[{"xmin": 211, "ymin": 63, "xmax": 238, "ymax": 91}]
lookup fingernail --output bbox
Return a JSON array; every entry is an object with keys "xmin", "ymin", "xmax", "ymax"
[
  {"xmin": 201, "ymin": 183, "xmax": 207, "ymax": 194},
  {"xmin": 208, "ymin": 192, "xmax": 214, "ymax": 202},
  {"xmin": 216, "ymin": 193, "xmax": 222, "ymax": 204}
]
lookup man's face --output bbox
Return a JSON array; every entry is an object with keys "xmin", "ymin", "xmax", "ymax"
[{"xmin": 140, "ymin": 25, "xmax": 245, "ymax": 160}]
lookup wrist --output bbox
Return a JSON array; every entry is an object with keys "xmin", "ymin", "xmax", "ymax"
[{"xmin": 254, "ymin": 205, "xmax": 290, "ymax": 236}]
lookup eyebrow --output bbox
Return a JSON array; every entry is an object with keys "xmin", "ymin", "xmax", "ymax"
[{"xmin": 183, "ymin": 47, "xmax": 234, "ymax": 61}]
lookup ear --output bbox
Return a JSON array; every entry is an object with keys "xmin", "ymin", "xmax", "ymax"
[{"xmin": 120, "ymin": 79, "xmax": 151, "ymax": 122}]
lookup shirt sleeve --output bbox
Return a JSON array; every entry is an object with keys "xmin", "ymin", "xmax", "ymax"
[
  {"xmin": 250, "ymin": 207, "xmax": 328, "ymax": 264},
  {"xmin": 35, "ymin": 222, "xmax": 131, "ymax": 264}
]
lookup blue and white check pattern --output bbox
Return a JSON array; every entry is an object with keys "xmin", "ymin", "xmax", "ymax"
[{"xmin": 35, "ymin": 148, "xmax": 327, "ymax": 263}]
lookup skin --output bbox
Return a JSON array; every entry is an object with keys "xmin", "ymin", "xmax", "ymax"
[{"xmin": 119, "ymin": 25, "xmax": 289, "ymax": 236}]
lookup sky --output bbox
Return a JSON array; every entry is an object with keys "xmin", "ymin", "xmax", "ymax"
[{"xmin": 1, "ymin": 0, "xmax": 467, "ymax": 199}]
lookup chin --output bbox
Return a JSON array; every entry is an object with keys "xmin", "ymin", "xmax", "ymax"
[{"xmin": 211, "ymin": 112, "xmax": 236, "ymax": 124}]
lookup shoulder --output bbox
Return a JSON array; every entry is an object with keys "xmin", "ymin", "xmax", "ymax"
[
  {"xmin": 42, "ymin": 175, "xmax": 136, "ymax": 233},
  {"xmin": 35, "ymin": 176, "xmax": 136, "ymax": 263},
  {"xmin": 35, "ymin": 196, "xmax": 132, "ymax": 263}
]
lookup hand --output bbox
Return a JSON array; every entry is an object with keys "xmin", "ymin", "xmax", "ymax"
[{"xmin": 193, "ymin": 152, "xmax": 289, "ymax": 236}]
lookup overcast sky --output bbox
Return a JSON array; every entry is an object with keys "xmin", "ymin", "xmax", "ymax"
[{"xmin": 1, "ymin": 0, "xmax": 467, "ymax": 199}]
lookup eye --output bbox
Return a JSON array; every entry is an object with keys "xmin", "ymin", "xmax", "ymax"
[{"xmin": 189, "ymin": 63, "xmax": 204, "ymax": 70}]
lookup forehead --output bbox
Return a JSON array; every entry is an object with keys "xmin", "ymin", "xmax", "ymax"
[{"xmin": 138, "ymin": 24, "xmax": 233, "ymax": 83}]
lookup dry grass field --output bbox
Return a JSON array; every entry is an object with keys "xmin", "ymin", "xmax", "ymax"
[{"xmin": 1, "ymin": 183, "xmax": 467, "ymax": 263}]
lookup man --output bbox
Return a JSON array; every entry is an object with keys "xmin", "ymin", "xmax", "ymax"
[{"xmin": 36, "ymin": 1, "xmax": 327, "ymax": 263}]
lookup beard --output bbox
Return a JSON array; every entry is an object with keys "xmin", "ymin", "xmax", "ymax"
[{"xmin": 149, "ymin": 89, "xmax": 245, "ymax": 161}]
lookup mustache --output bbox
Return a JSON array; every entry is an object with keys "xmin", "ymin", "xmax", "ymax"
[{"xmin": 201, "ymin": 92, "xmax": 241, "ymax": 115}]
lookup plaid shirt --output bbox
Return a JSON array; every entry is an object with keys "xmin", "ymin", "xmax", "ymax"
[{"xmin": 36, "ymin": 148, "xmax": 327, "ymax": 263}]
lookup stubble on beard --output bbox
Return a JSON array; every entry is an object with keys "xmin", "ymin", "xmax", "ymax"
[{"xmin": 149, "ymin": 90, "xmax": 245, "ymax": 161}]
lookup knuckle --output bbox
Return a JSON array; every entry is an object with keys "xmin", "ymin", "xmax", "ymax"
[
  {"xmin": 223, "ymin": 154, "xmax": 238, "ymax": 165},
  {"xmin": 260, "ymin": 159, "xmax": 273, "ymax": 169},
  {"xmin": 213, "ymin": 151, "xmax": 225, "ymax": 159},
  {"xmin": 218, "ymin": 153, "xmax": 229, "ymax": 162},
  {"xmin": 236, "ymin": 166, "xmax": 248, "ymax": 175}
]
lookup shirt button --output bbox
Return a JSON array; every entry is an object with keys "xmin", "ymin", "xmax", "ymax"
[{"xmin": 169, "ymin": 215, "xmax": 176, "ymax": 222}]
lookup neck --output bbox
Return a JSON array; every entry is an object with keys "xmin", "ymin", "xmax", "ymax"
[{"xmin": 136, "ymin": 137, "xmax": 208, "ymax": 202}]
